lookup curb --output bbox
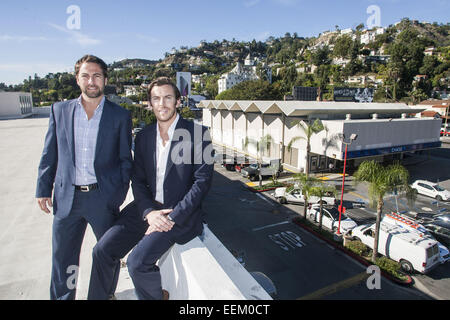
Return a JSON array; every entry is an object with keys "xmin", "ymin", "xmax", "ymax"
[
  {"xmin": 246, "ymin": 186, "xmax": 278, "ymax": 193},
  {"xmin": 292, "ymin": 217, "xmax": 413, "ymax": 286}
]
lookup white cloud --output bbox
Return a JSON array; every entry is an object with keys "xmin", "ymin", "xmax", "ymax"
[
  {"xmin": 244, "ymin": 0, "xmax": 261, "ymax": 7},
  {"xmin": 272, "ymin": 0, "xmax": 299, "ymax": 6},
  {"xmin": 0, "ymin": 35, "xmax": 49, "ymax": 42},
  {"xmin": 47, "ymin": 23, "xmax": 101, "ymax": 47},
  {"xmin": 0, "ymin": 62, "xmax": 72, "ymax": 73},
  {"xmin": 0, "ymin": 62, "xmax": 74, "ymax": 85},
  {"xmin": 136, "ymin": 34, "xmax": 159, "ymax": 43}
]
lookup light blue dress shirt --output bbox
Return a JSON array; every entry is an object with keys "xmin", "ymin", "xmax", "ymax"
[{"xmin": 74, "ymin": 96, "xmax": 105, "ymax": 186}]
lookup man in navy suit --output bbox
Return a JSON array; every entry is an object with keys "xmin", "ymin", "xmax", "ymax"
[
  {"xmin": 88, "ymin": 77, "xmax": 214, "ymax": 300},
  {"xmin": 36, "ymin": 55, "xmax": 133, "ymax": 300}
]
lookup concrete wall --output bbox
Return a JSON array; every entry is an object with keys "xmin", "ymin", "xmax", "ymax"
[
  {"xmin": 222, "ymin": 110, "xmax": 233, "ymax": 146},
  {"xmin": 344, "ymin": 118, "xmax": 441, "ymax": 154},
  {"xmin": 202, "ymin": 108, "xmax": 211, "ymax": 128},
  {"xmin": 234, "ymin": 111, "xmax": 246, "ymax": 150},
  {"xmin": 310, "ymin": 120, "xmax": 344, "ymax": 159},
  {"xmin": 211, "ymin": 109, "xmax": 222, "ymax": 142},
  {"xmin": 158, "ymin": 225, "xmax": 272, "ymax": 300},
  {"xmin": 0, "ymin": 92, "xmax": 33, "ymax": 119}
]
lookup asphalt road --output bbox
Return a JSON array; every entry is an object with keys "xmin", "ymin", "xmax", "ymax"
[{"xmin": 204, "ymin": 164, "xmax": 432, "ymax": 300}]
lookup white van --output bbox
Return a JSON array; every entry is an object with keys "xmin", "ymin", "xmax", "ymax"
[
  {"xmin": 383, "ymin": 212, "xmax": 450, "ymax": 264},
  {"xmin": 350, "ymin": 221, "xmax": 441, "ymax": 274}
]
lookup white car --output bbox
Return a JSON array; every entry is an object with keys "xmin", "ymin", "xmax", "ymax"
[
  {"xmin": 307, "ymin": 205, "xmax": 357, "ymax": 234},
  {"xmin": 411, "ymin": 180, "xmax": 450, "ymax": 201},
  {"xmin": 273, "ymin": 187, "xmax": 336, "ymax": 206}
]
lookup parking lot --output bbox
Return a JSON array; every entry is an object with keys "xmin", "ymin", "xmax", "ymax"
[{"xmin": 205, "ymin": 145, "xmax": 450, "ymax": 299}]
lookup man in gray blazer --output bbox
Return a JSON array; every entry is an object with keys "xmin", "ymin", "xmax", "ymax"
[{"xmin": 36, "ymin": 55, "xmax": 133, "ymax": 300}]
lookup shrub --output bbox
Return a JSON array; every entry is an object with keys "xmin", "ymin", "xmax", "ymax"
[
  {"xmin": 345, "ymin": 240, "xmax": 370, "ymax": 256},
  {"xmin": 375, "ymin": 256, "xmax": 401, "ymax": 277}
]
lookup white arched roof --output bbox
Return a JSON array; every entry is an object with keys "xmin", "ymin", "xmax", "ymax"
[{"xmin": 197, "ymin": 100, "xmax": 426, "ymax": 117}]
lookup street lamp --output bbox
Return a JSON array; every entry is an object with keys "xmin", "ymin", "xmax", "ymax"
[{"xmin": 337, "ymin": 133, "xmax": 358, "ymax": 235}]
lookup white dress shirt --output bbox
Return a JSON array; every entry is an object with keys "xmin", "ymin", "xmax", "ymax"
[{"xmin": 155, "ymin": 114, "xmax": 179, "ymax": 204}]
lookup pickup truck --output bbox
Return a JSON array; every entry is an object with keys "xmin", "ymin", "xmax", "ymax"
[{"xmin": 241, "ymin": 163, "xmax": 281, "ymax": 181}]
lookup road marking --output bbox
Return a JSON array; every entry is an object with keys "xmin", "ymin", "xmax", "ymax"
[
  {"xmin": 297, "ymin": 271, "xmax": 370, "ymax": 300},
  {"xmin": 349, "ymin": 191, "xmax": 369, "ymax": 201},
  {"xmin": 252, "ymin": 221, "xmax": 290, "ymax": 232},
  {"xmin": 239, "ymin": 198, "xmax": 256, "ymax": 204},
  {"xmin": 268, "ymin": 231, "xmax": 305, "ymax": 251},
  {"xmin": 255, "ymin": 192, "xmax": 275, "ymax": 206}
]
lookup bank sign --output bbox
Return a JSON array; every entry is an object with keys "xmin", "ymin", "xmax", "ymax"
[{"xmin": 345, "ymin": 141, "xmax": 441, "ymax": 159}]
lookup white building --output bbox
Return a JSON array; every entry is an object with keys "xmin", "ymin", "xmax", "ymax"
[
  {"xmin": 217, "ymin": 62, "xmax": 259, "ymax": 94},
  {"xmin": 360, "ymin": 27, "xmax": 385, "ymax": 45},
  {"xmin": 123, "ymin": 85, "xmax": 140, "ymax": 97},
  {"xmin": 198, "ymin": 100, "xmax": 440, "ymax": 173},
  {"xmin": 0, "ymin": 92, "xmax": 33, "ymax": 119}
]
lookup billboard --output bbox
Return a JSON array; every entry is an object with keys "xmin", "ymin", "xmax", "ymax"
[
  {"xmin": 176, "ymin": 72, "xmax": 191, "ymax": 97},
  {"xmin": 334, "ymin": 87, "xmax": 374, "ymax": 103}
]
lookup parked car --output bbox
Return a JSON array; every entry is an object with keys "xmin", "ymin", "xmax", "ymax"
[
  {"xmin": 273, "ymin": 187, "xmax": 336, "ymax": 206},
  {"xmin": 411, "ymin": 180, "xmax": 450, "ymax": 201},
  {"xmin": 241, "ymin": 161, "xmax": 281, "ymax": 181},
  {"xmin": 349, "ymin": 222, "xmax": 441, "ymax": 273},
  {"xmin": 307, "ymin": 205, "xmax": 357, "ymax": 234},
  {"xmin": 235, "ymin": 156, "xmax": 252, "ymax": 173},
  {"xmin": 423, "ymin": 215, "xmax": 450, "ymax": 249},
  {"xmin": 423, "ymin": 221, "xmax": 450, "ymax": 249}
]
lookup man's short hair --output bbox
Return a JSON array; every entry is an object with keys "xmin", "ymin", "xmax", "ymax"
[
  {"xmin": 75, "ymin": 54, "xmax": 108, "ymax": 78},
  {"xmin": 147, "ymin": 77, "xmax": 181, "ymax": 102}
]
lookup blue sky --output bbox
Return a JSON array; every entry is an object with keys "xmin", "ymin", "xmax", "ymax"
[{"xmin": 0, "ymin": 0, "xmax": 448, "ymax": 85}]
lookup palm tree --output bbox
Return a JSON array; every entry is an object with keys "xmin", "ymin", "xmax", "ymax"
[
  {"xmin": 293, "ymin": 173, "xmax": 318, "ymax": 220},
  {"xmin": 287, "ymin": 119, "xmax": 324, "ymax": 178},
  {"xmin": 309, "ymin": 184, "xmax": 337, "ymax": 231},
  {"xmin": 244, "ymin": 134, "xmax": 273, "ymax": 188},
  {"xmin": 354, "ymin": 160, "xmax": 415, "ymax": 263}
]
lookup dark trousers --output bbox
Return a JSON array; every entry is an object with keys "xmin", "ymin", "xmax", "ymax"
[
  {"xmin": 88, "ymin": 201, "xmax": 147, "ymax": 299},
  {"xmin": 50, "ymin": 189, "xmax": 117, "ymax": 300},
  {"xmin": 88, "ymin": 201, "xmax": 178, "ymax": 300}
]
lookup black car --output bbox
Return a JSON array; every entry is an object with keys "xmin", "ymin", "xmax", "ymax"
[{"xmin": 423, "ymin": 220, "xmax": 450, "ymax": 247}]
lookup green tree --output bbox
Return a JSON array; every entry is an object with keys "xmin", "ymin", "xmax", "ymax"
[
  {"xmin": 309, "ymin": 184, "xmax": 337, "ymax": 231},
  {"xmin": 287, "ymin": 119, "xmax": 324, "ymax": 178},
  {"xmin": 244, "ymin": 134, "xmax": 273, "ymax": 188},
  {"xmin": 333, "ymin": 35, "xmax": 353, "ymax": 59},
  {"xmin": 292, "ymin": 173, "xmax": 317, "ymax": 220},
  {"xmin": 353, "ymin": 161, "xmax": 415, "ymax": 263},
  {"xmin": 216, "ymin": 80, "xmax": 281, "ymax": 100}
]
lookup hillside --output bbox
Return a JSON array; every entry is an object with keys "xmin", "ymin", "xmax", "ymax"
[{"xmin": 2, "ymin": 18, "xmax": 449, "ymax": 104}]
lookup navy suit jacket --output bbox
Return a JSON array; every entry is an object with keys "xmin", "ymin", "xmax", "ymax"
[
  {"xmin": 36, "ymin": 98, "xmax": 133, "ymax": 218},
  {"xmin": 131, "ymin": 116, "xmax": 214, "ymax": 243}
]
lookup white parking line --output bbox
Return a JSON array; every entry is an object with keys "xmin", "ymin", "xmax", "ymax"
[
  {"xmin": 252, "ymin": 221, "xmax": 290, "ymax": 232},
  {"xmin": 255, "ymin": 192, "xmax": 275, "ymax": 206}
]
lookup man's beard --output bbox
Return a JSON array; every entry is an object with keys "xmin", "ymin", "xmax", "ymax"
[{"xmin": 82, "ymin": 85, "xmax": 103, "ymax": 98}]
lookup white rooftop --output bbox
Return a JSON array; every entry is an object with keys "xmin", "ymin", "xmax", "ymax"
[{"xmin": 197, "ymin": 100, "xmax": 426, "ymax": 117}]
